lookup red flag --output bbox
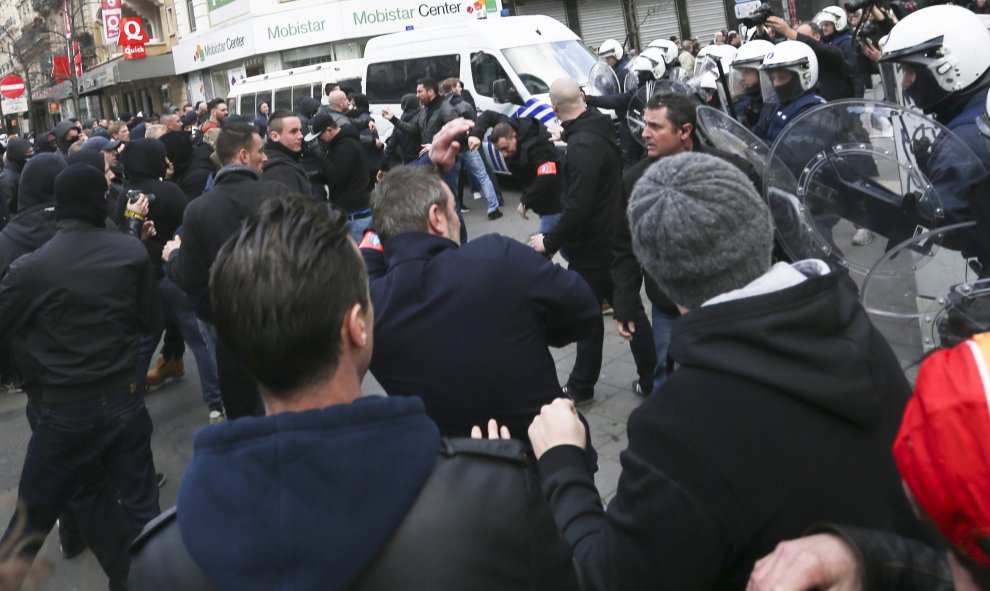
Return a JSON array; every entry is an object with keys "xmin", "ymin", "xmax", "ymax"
[{"xmin": 53, "ymin": 56, "xmax": 71, "ymax": 82}]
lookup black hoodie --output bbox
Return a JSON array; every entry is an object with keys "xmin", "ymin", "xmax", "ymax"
[
  {"xmin": 315, "ymin": 124, "xmax": 370, "ymax": 214},
  {"xmin": 0, "ymin": 154, "xmax": 65, "ymax": 278},
  {"xmin": 116, "ymin": 138, "xmax": 189, "ymax": 277},
  {"xmin": 262, "ymin": 139, "xmax": 310, "ymax": 194},
  {"xmin": 543, "ymin": 108, "xmax": 621, "ymax": 268},
  {"xmin": 537, "ymin": 265, "xmax": 927, "ymax": 590},
  {"xmin": 160, "ymin": 131, "xmax": 216, "ymax": 199}
]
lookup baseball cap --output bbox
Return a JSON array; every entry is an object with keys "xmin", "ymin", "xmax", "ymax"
[
  {"xmin": 304, "ymin": 112, "xmax": 348, "ymax": 142},
  {"xmin": 893, "ymin": 332, "xmax": 990, "ymax": 568},
  {"xmin": 82, "ymin": 136, "xmax": 122, "ymax": 152},
  {"xmin": 181, "ymin": 111, "xmax": 198, "ymax": 127}
]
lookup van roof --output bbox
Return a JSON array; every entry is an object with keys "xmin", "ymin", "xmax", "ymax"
[
  {"xmin": 231, "ymin": 58, "xmax": 365, "ymax": 91},
  {"xmin": 364, "ymin": 15, "xmax": 579, "ymax": 59}
]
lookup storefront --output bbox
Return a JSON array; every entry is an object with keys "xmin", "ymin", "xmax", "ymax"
[
  {"xmin": 75, "ymin": 53, "xmax": 182, "ymax": 119},
  {"xmin": 172, "ymin": 0, "xmax": 505, "ymax": 102}
]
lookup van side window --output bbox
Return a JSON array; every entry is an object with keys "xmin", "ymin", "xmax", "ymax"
[
  {"xmin": 366, "ymin": 55, "xmax": 460, "ymax": 103},
  {"xmin": 274, "ymin": 88, "xmax": 291, "ymax": 112},
  {"xmin": 291, "ymin": 85, "xmax": 312, "ymax": 108},
  {"xmin": 239, "ymin": 95, "xmax": 255, "ymax": 116},
  {"xmin": 470, "ymin": 52, "xmax": 509, "ymax": 98}
]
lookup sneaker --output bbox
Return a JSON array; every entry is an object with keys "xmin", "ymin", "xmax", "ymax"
[
  {"xmin": 852, "ymin": 228, "xmax": 873, "ymax": 246},
  {"xmin": 209, "ymin": 409, "xmax": 225, "ymax": 424},
  {"xmin": 487, "ymin": 209, "xmax": 503, "ymax": 221},
  {"xmin": 459, "ymin": 206, "xmax": 470, "ymax": 213},
  {"xmin": 156, "ymin": 472, "xmax": 167, "ymax": 488},
  {"xmin": 563, "ymin": 385, "xmax": 594, "ymax": 407},
  {"xmin": 472, "ymin": 191, "xmax": 482, "ymax": 200},
  {"xmin": 632, "ymin": 381, "xmax": 650, "ymax": 398},
  {"xmin": 601, "ymin": 303, "xmax": 614, "ymax": 316},
  {"xmin": 146, "ymin": 356, "xmax": 184, "ymax": 391}
]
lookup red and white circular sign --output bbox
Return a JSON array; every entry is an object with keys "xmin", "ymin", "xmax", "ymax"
[{"xmin": 0, "ymin": 74, "xmax": 26, "ymax": 100}]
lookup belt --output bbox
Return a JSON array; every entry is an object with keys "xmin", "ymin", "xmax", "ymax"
[{"xmin": 347, "ymin": 209, "xmax": 372, "ymax": 221}]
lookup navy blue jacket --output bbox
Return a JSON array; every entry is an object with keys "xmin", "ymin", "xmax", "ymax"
[{"xmin": 363, "ymin": 232, "xmax": 599, "ymax": 438}]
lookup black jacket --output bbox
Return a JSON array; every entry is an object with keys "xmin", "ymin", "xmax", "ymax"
[
  {"xmin": 612, "ymin": 144, "xmax": 762, "ymax": 321},
  {"xmin": 471, "ymin": 112, "xmax": 562, "ymax": 215},
  {"xmin": 349, "ymin": 109, "xmax": 384, "ymax": 175},
  {"xmin": 0, "ymin": 219, "xmax": 159, "ymax": 402},
  {"xmin": 363, "ymin": 232, "xmax": 599, "ymax": 439},
  {"xmin": 796, "ymin": 32, "xmax": 854, "ymax": 101},
  {"xmin": 390, "ymin": 94, "xmax": 457, "ymax": 145},
  {"xmin": 315, "ymin": 124, "xmax": 370, "ymax": 214},
  {"xmin": 380, "ymin": 109, "xmax": 422, "ymax": 171},
  {"xmin": 168, "ymin": 165, "xmax": 290, "ymax": 321},
  {"xmin": 262, "ymin": 140, "xmax": 311, "ymax": 195},
  {"xmin": 543, "ymin": 109, "xmax": 621, "ymax": 267},
  {"xmin": 116, "ymin": 138, "xmax": 189, "ymax": 278},
  {"xmin": 0, "ymin": 154, "xmax": 66, "ymax": 278},
  {"xmin": 128, "ymin": 397, "xmax": 579, "ymax": 591},
  {"xmin": 0, "ymin": 160, "xmax": 23, "ymax": 225},
  {"xmin": 538, "ymin": 266, "xmax": 925, "ymax": 590}
]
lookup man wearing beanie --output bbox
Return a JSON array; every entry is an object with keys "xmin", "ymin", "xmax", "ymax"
[
  {"xmin": 527, "ymin": 151, "xmax": 923, "ymax": 589},
  {"xmin": 529, "ymin": 77, "xmax": 656, "ymax": 404},
  {"xmin": 0, "ymin": 163, "xmax": 161, "ymax": 590}
]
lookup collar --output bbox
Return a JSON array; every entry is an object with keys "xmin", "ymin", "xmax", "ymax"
[
  {"xmin": 264, "ymin": 139, "xmax": 302, "ymax": 161},
  {"xmin": 214, "ymin": 163, "xmax": 261, "ymax": 183},
  {"xmin": 382, "ymin": 232, "xmax": 458, "ymax": 267}
]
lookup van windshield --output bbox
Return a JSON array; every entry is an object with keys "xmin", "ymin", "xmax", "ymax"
[{"xmin": 501, "ymin": 40, "xmax": 597, "ymax": 95}]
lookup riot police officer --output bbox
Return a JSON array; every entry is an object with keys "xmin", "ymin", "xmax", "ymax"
[
  {"xmin": 729, "ymin": 40, "xmax": 774, "ymax": 128},
  {"xmin": 754, "ymin": 41, "xmax": 827, "ymax": 143}
]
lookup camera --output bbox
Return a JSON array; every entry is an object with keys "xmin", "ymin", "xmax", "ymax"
[
  {"xmin": 126, "ymin": 190, "xmax": 156, "ymax": 204},
  {"xmin": 842, "ymin": 0, "xmax": 951, "ymax": 21},
  {"xmin": 739, "ymin": 2, "xmax": 773, "ymax": 27}
]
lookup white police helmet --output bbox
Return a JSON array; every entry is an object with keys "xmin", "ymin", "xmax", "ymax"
[
  {"xmin": 813, "ymin": 6, "xmax": 848, "ymax": 33},
  {"xmin": 632, "ymin": 48, "xmax": 667, "ymax": 80},
  {"xmin": 730, "ymin": 40, "xmax": 774, "ymax": 99},
  {"xmin": 760, "ymin": 40, "xmax": 819, "ymax": 102},
  {"xmin": 598, "ymin": 39, "xmax": 624, "ymax": 62},
  {"xmin": 879, "ymin": 4, "xmax": 990, "ymax": 113},
  {"xmin": 694, "ymin": 44, "xmax": 737, "ymax": 78},
  {"xmin": 647, "ymin": 39, "xmax": 680, "ymax": 65}
]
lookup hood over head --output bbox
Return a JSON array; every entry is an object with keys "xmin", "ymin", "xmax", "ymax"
[
  {"xmin": 298, "ymin": 96, "xmax": 321, "ymax": 118},
  {"xmin": 159, "ymin": 131, "xmax": 194, "ymax": 172},
  {"xmin": 5, "ymin": 138, "xmax": 32, "ymax": 165},
  {"xmin": 17, "ymin": 153, "xmax": 66, "ymax": 210},
  {"xmin": 177, "ymin": 396, "xmax": 439, "ymax": 591},
  {"xmin": 119, "ymin": 138, "xmax": 168, "ymax": 181}
]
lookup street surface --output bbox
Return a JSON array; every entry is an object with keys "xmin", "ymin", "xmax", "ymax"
[{"xmin": 0, "ymin": 180, "xmax": 646, "ymax": 589}]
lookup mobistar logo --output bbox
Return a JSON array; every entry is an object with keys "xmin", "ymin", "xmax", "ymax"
[
  {"xmin": 465, "ymin": 0, "xmax": 498, "ymax": 14},
  {"xmin": 193, "ymin": 44, "xmax": 205, "ymax": 61}
]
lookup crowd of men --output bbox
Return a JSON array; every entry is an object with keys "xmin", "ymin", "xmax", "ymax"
[{"xmin": 0, "ymin": 2, "xmax": 989, "ymax": 590}]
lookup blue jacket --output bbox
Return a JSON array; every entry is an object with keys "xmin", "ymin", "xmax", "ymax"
[
  {"xmin": 928, "ymin": 86, "xmax": 990, "ymax": 224},
  {"xmin": 363, "ymin": 232, "xmax": 599, "ymax": 438},
  {"xmin": 764, "ymin": 92, "xmax": 828, "ymax": 144}
]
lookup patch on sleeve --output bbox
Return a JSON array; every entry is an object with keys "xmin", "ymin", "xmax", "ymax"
[
  {"xmin": 359, "ymin": 231, "xmax": 383, "ymax": 251},
  {"xmin": 536, "ymin": 162, "xmax": 557, "ymax": 176}
]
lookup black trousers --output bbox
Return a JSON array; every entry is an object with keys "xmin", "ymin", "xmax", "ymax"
[{"xmin": 566, "ymin": 265, "xmax": 656, "ymax": 397}]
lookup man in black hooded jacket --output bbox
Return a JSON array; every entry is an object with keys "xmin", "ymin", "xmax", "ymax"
[
  {"xmin": 160, "ymin": 131, "xmax": 215, "ymax": 200},
  {"xmin": 529, "ymin": 78, "xmax": 656, "ymax": 405},
  {"xmin": 261, "ymin": 110, "xmax": 310, "ymax": 194},
  {"xmin": 0, "ymin": 138, "xmax": 33, "ymax": 221},
  {"xmin": 307, "ymin": 113, "xmax": 372, "ymax": 243}
]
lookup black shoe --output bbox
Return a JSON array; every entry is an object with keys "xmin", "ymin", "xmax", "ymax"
[
  {"xmin": 156, "ymin": 472, "xmax": 167, "ymax": 488},
  {"xmin": 562, "ymin": 385, "xmax": 594, "ymax": 407},
  {"xmin": 632, "ymin": 381, "xmax": 650, "ymax": 398},
  {"xmin": 487, "ymin": 209, "xmax": 503, "ymax": 221}
]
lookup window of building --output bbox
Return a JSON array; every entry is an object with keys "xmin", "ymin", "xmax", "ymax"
[
  {"xmin": 365, "ymin": 54, "xmax": 460, "ymax": 103},
  {"xmin": 187, "ymin": 0, "xmax": 196, "ymax": 32},
  {"xmin": 470, "ymin": 52, "xmax": 509, "ymax": 98}
]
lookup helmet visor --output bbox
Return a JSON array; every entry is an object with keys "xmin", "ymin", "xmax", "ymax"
[{"xmin": 730, "ymin": 66, "xmax": 761, "ymax": 100}]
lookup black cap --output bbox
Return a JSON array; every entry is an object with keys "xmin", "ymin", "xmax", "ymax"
[{"xmin": 304, "ymin": 112, "xmax": 347, "ymax": 142}]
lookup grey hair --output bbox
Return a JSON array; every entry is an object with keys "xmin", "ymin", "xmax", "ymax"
[{"xmin": 371, "ymin": 166, "xmax": 449, "ymax": 243}]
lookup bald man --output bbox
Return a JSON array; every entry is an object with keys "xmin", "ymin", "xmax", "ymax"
[{"xmin": 528, "ymin": 78, "xmax": 656, "ymax": 405}]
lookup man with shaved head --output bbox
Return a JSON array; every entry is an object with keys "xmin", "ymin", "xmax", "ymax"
[{"xmin": 529, "ymin": 78, "xmax": 656, "ymax": 405}]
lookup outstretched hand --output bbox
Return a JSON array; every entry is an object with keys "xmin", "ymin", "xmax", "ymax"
[
  {"xmin": 429, "ymin": 118, "xmax": 475, "ymax": 172},
  {"xmin": 747, "ymin": 534, "xmax": 862, "ymax": 591}
]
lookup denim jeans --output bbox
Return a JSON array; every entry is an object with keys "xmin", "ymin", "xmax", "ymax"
[
  {"xmin": 651, "ymin": 305, "xmax": 678, "ymax": 393},
  {"xmin": 460, "ymin": 151, "xmax": 499, "ymax": 213},
  {"xmin": 348, "ymin": 215, "xmax": 374, "ymax": 244},
  {"xmin": 3, "ymin": 388, "xmax": 159, "ymax": 590},
  {"xmin": 538, "ymin": 213, "xmax": 562, "ymax": 234},
  {"xmin": 134, "ymin": 277, "xmax": 221, "ymax": 409}
]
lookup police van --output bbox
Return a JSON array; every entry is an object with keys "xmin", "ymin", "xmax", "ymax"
[
  {"xmin": 227, "ymin": 59, "xmax": 365, "ymax": 118},
  {"xmin": 362, "ymin": 14, "xmax": 596, "ymax": 172}
]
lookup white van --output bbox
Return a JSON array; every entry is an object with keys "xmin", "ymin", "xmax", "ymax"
[
  {"xmin": 362, "ymin": 15, "xmax": 596, "ymax": 172},
  {"xmin": 227, "ymin": 59, "xmax": 365, "ymax": 117}
]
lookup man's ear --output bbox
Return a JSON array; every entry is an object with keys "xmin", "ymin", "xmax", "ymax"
[
  {"xmin": 236, "ymin": 148, "xmax": 249, "ymax": 165},
  {"xmin": 681, "ymin": 122, "xmax": 694, "ymax": 141},
  {"xmin": 426, "ymin": 203, "xmax": 446, "ymax": 236},
  {"xmin": 344, "ymin": 302, "xmax": 368, "ymax": 349}
]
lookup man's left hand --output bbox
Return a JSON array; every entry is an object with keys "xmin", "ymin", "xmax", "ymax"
[
  {"xmin": 528, "ymin": 233, "xmax": 546, "ymax": 253},
  {"xmin": 162, "ymin": 236, "xmax": 181, "ymax": 262}
]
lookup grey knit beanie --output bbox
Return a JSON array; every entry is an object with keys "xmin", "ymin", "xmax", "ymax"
[{"xmin": 628, "ymin": 152, "xmax": 772, "ymax": 309}]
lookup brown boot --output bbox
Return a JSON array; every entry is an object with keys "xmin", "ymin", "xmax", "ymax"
[{"xmin": 146, "ymin": 356, "xmax": 184, "ymax": 391}]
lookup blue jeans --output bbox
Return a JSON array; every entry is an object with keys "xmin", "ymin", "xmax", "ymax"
[
  {"xmin": 460, "ymin": 151, "xmax": 499, "ymax": 213},
  {"xmin": 539, "ymin": 213, "xmax": 562, "ymax": 234},
  {"xmin": 651, "ymin": 305, "xmax": 677, "ymax": 393},
  {"xmin": 135, "ymin": 276, "xmax": 221, "ymax": 409},
  {"xmin": 3, "ymin": 389, "xmax": 159, "ymax": 590}
]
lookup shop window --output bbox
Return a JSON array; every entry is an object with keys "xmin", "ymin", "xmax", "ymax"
[
  {"xmin": 366, "ymin": 54, "xmax": 460, "ymax": 103},
  {"xmin": 140, "ymin": 88, "xmax": 152, "ymax": 116},
  {"xmin": 470, "ymin": 52, "xmax": 509, "ymax": 98}
]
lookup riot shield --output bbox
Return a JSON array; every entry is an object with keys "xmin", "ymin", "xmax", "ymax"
[
  {"xmin": 696, "ymin": 106, "xmax": 771, "ymax": 179},
  {"xmin": 623, "ymin": 69, "xmax": 640, "ymax": 94},
  {"xmin": 586, "ymin": 61, "xmax": 620, "ymax": 97},
  {"xmin": 626, "ymin": 80, "xmax": 694, "ymax": 147},
  {"xmin": 764, "ymin": 99, "xmax": 984, "ymax": 275},
  {"xmin": 860, "ymin": 222, "xmax": 990, "ymax": 377}
]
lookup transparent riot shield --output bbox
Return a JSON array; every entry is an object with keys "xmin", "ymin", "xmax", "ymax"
[
  {"xmin": 861, "ymin": 222, "xmax": 990, "ymax": 378},
  {"xmin": 623, "ymin": 69, "xmax": 640, "ymax": 94},
  {"xmin": 586, "ymin": 61, "xmax": 620, "ymax": 97},
  {"xmin": 626, "ymin": 80, "xmax": 694, "ymax": 147},
  {"xmin": 696, "ymin": 106, "xmax": 772, "ymax": 178},
  {"xmin": 764, "ymin": 99, "xmax": 985, "ymax": 275}
]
